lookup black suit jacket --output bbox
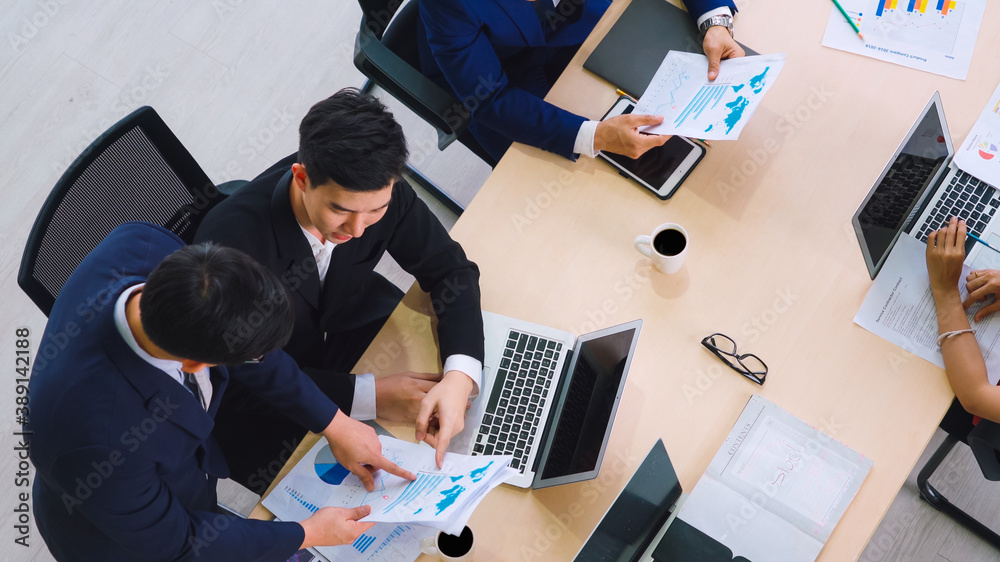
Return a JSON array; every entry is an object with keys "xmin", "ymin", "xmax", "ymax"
[{"xmin": 195, "ymin": 154, "xmax": 485, "ymax": 406}]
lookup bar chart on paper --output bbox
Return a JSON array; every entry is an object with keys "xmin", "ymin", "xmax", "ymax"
[{"xmin": 822, "ymin": 0, "xmax": 985, "ymax": 79}]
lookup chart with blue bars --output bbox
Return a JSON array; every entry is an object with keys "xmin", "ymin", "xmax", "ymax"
[
  {"xmin": 352, "ymin": 532, "xmax": 377, "ymax": 553},
  {"xmin": 281, "ymin": 485, "xmax": 319, "ymax": 514}
]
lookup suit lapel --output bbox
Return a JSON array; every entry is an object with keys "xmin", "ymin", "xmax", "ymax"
[
  {"xmin": 271, "ymin": 170, "xmax": 322, "ymax": 309},
  {"xmin": 100, "ymin": 294, "xmax": 215, "ymax": 441}
]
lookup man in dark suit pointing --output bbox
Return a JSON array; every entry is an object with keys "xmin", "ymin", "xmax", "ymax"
[{"xmin": 195, "ymin": 89, "xmax": 484, "ymax": 485}]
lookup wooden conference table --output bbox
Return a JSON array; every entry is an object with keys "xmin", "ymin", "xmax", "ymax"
[{"xmin": 252, "ymin": 0, "xmax": 1000, "ymax": 559}]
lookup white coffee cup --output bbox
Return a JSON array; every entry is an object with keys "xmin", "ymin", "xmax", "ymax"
[
  {"xmin": 419, "ymin": 526, "xmax": 475, "ymax": 561},
  {"xmin": 634, "ymin": 223, "xmax": 688, "ymax": 274}
]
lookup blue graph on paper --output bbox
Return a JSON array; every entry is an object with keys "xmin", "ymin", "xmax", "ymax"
[
  {"xmin": 380, "ymin": 461, "xmax": 495, "ymax": 517},
  {"xmin": 281, "ymin": 485, "xmax": 319, "ymax": 514},
  {"xmin": 352, "ymin": 533, "xmax": 377, "ymax": 553}
]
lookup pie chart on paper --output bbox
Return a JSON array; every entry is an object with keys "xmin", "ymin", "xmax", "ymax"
[
  {"xmin": 979, "ymin": 141, "xmax": 997, "ymax": 160},
  {"xmin": 314, "ymin": 445, "xmax": 350, "ymax": 485}
]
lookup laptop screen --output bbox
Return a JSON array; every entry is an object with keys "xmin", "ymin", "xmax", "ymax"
[
  {"xmin": 574, "ymin": 439, "xmax": 680, "ymax": 562},
  {"xmin": 532, "ymin": 320, "xmax": 642, "ymax": 488},
  {"xmin": 853, "ymin": 92, "xmax": 953, "ymax": 278}
]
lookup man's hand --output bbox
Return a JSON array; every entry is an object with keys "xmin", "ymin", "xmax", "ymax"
[
  {"xmin": 965, "ymin": 269, "xmax": 1000, "ymax": 322},
  {"xmin": 299, "ymin": 506, "xmax": 375, "ymax": 549},
  {"xmin": 703, "ymin": 25, "xmax": 745, "ymax": 81},
  {"xmin": 375, "ymin": 371, "xmax": 442, "ymax": 422},
  {"xmin": 927, "ymin": 217, "xmax": 967, "ymax": 301},
  {"xmin": 415, "ymin": 371, "xmax": 474, "ymax": 468},
  {"xmin": 322, "ymin": 410, "xmax": 415, "ymax": 491},
  {"xmin": 594, "ymin": 114, "xmax": 670, "ymax": 159}
]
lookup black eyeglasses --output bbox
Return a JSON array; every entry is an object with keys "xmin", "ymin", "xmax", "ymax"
[{"xmin": 701, "ymin": 333, "xmax": 767, "ymax": 385}]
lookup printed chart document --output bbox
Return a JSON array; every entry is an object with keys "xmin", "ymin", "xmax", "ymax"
[
  {"xmin": 821, "ymin": 0, "xmax": 985, "ymax": 80},
  {"xmin": 853, "ymin": 235, "xmax": 1000, "ymax": 384},
  {"xmin": 263, "ymin": 436, "xmax": 516, "ymax": 551},
  {"xmin": 954, "ymin": 80, "xmax": 1000, "ymax": 187},
  {"xmin": 675, "ymin": 395, "xmax": 873, "ymax": 562},
  {"xmin": 634, "ymin": 51, "xmax": 785, "ymax": 140}
]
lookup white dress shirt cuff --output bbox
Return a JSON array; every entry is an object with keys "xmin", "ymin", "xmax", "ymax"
[
  {"xmin": 443, "ymin": 354, "xmax": 483, "ymax": 399},
  {"xmin": 351, "ymin": 372, "xmax": 377, "ymax": 421},
  {"xmin": 574, "ymin": 120, "xmax": 600, "ymax": 158},
  {"xmin": 696, "ymin": 7, "xmax": 733, "ymax": 28}
]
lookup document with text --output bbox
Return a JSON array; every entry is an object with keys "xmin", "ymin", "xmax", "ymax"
[
  {"xmin": 854, "ymin": 234, "xmax": 1000, "ymax": 384},
  {"xmin": 675, "ymin": 395, "xmax": 873, "ymax": 561}
]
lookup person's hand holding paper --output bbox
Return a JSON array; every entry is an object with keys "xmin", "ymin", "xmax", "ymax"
[{"xmin": 703, "ymin": 26, "xmax": 746, "ymax": 81}]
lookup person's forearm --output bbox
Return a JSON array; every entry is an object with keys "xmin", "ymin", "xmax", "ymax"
[{"xmin": 934, "ymin": 289, "xmax": 995, "ymax": 418}]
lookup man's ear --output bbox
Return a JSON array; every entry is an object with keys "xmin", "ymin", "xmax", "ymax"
[{"xmin": 290, "ymin": 162, "xmax": 309, "ymax": 192}]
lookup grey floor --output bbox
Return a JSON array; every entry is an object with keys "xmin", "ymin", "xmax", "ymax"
[{"xmin": 2, "ymin": 2, "xmax": 999, "ymax": 561}]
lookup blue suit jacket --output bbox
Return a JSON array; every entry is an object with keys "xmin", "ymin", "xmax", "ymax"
[
  {"xmin": 418, "ymin": 0, "xmax": 737, "ymax": 160},
  {"xmin": 28, "ymin": 222, "xmax": 339, "ymax": 561}
]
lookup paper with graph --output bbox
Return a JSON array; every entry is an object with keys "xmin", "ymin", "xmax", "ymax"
[
  {"xmin": 954, "ymin": 80, "xmax": 1000, "ymax": 187},
  {"xmin": 821, "ymin": 0, "xmax": 985, "ymax": 80},
  {"xmin": 263, "ymin": 436, "xmax": 515, "ymax": 541},
  {"xmin": 634, "ymin": 51, "xmax": 785, "ymax": 140},
  {"xmin": 675, "ymin": 395, "xmax": 873, "ymax": 561}
]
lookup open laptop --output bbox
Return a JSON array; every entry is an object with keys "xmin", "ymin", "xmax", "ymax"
[
  {"xmin": 853, "ymin": 91, "xmax": 1000, "ymax": 278},
  {"xmin": 452, "ymin": 312, "xmax": 642, "ymax": 489},
  {"xmin": 575, "ymin": 439, "xmax": 743, "ymax": 562}
]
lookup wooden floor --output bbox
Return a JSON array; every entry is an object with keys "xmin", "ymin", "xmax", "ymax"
[{"xmin": 1, "ymin": 2, "xmax": 998, "ymax": 561}]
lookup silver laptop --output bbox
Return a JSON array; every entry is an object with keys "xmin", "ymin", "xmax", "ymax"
[
  {"xmin": 853, "ymin": 91, "xmax": 1000, "ymax": 278},
  {"xmin": 452, "ymin": 312, "xmax": 642, "ymax": 489}
]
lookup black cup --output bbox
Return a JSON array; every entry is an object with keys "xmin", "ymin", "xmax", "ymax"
[
  {"xmin": 437, "ymin": 526, "xmax": 474, "ymax": 558},
  {"xmin": 653, "ymin": 228, "xmax": 686, "ymax": 257}
]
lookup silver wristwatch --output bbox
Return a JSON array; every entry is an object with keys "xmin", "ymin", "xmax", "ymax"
[{"xmin": 699, "ymin": 14, "xmax": 734, "ymax": 38}]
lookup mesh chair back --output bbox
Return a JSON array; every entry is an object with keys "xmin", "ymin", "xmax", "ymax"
[{"xmin": 18, "ymin": 106, "xmax": 224, "ymax": 316}]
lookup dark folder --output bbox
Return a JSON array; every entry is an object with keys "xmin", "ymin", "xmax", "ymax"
[{"xmin": 583, "ymin": 0, "xmax": 757, "ymax": 98}]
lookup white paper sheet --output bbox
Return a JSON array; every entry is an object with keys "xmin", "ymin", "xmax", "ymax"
[
  {"xmin": 263, "ymin": 436, "xmax": 516, "ymax": 538},
  {"xmin": 821, "ymin": 0, "xmax": 985, "ymax": 80},
  {"xmin": 954, "ymin": 81, "xmax": 1000, "ymax": 187},
  {"xmin": 634, "ymin": 51, "xmax": 785, "ymax": 140},
  {"xmin": 854, "ymin": 234, "xmax": 1000, "ymax": 384}
]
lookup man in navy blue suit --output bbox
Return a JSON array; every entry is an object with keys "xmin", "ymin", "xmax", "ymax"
[
  {"xmin": 418, "ymin": 0, "xmax": 743, "ymax": 162},
  {"xmin": 28, "ymin": 221, "xmax": 413, "ymax": 561}
]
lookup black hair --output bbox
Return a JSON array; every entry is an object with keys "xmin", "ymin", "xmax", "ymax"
[
  {"xmin": 140, "ymin": 243, "xmax": 294, "ymax": 365},
  {"xmin": 298, "ymin": 87, "xmax": 408, "ymax": 192}
]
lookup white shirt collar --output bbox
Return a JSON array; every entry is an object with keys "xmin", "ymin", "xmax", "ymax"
[
  {"xmin": 298, "ymin": 223, "xmax": 336, "ymax": 284},
  {"xmin": 114, "ymin": 284, "xmax": 186, "ymax": 386}
]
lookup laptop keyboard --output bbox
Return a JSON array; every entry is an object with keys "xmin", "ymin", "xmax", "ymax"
[
  {"xmin": 915, "ymin": 170, "xmax": 999, "ymax": 242},
  {"xmin": 473, "ymin": 330, "xmax": 563, "ymax": 474}
]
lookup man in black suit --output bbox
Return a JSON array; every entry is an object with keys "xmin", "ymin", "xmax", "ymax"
[{"xmin": 195, "ymin": 89, "xmax": 484, "ymax": 489}]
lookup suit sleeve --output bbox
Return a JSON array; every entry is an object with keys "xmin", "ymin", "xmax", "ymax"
[
  {"xmin": 228, "ymin": 351, "xmax": 340, "ymax": 433},
  {"xmin": 420, "ymin": 0, "xmax": 587, "ymax": 160},
  {"xmin": 683, "ymin": 0, "xmax": 738, "ymax": 21},
  {"xmin": 388, "ymin": 183, "xmax": 485, "ymax": 366},
  {"xmin": 51, "ymin": 445, "xmax": 303, "ymax": 562}
]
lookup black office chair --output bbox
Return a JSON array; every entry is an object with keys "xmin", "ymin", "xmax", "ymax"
[
  {"xmin": 18, "ymin": 105, "xmax": 243, "ymax": 316},
  {"xmin": 354, "ymin": 0, "xmax": 499, "ymax": 215},
  {"xmin": 918, "ymin": 398, "xmax": 1000, "ymax": 549}
]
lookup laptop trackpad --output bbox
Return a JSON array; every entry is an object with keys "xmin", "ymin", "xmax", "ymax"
[{"xmin": 652, "ymin": 518, "xmax": 748, "ymax": 562}]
